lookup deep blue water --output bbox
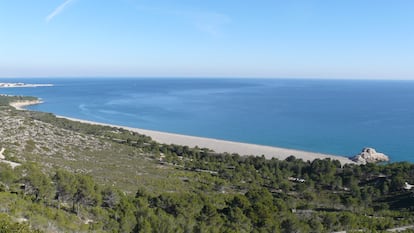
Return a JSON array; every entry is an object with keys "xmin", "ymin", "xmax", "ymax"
[{"xmin": 1, "ymin": 78, "xmax": 414, "ymax": 162}]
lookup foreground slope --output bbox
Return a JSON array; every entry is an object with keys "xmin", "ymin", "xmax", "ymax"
[{"xmin": 1, "ymin": 96, "xmax": 414, "ymax": 232}]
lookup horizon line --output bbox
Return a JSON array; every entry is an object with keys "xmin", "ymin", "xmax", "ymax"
[{"xmin": 1, "ymin": 76, "xmax": 414, "ymax": 81}]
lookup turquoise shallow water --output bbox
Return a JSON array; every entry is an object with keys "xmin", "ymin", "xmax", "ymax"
[{"xmin": 1, "ymin": 78, "xmax": 414, "ymax": 162}]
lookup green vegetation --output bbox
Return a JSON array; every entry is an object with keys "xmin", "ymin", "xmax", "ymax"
[
  {"xmin": 1, "ymin": 95, "xmax": 414, "ymax": 232},
  {"xmin": 0, "ymin": 95, "xmax": 37, "ymax": 106}
]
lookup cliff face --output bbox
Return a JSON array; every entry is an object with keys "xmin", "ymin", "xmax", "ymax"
[{"xmin": 351, "ymin": 147, "xmax": 389, "ymax": 164}]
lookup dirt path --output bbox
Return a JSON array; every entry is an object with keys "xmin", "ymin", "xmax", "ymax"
[
  {"xmin": 387, "ymin": 225, "xmax": 414, "ymax": 232},
  {"xmin": 0, "ymin": 147, "xmax": 21, "ymax": 168},
  {"xmin": 0, "ymin": 148, "xmax": 5, "ymax": 160}
]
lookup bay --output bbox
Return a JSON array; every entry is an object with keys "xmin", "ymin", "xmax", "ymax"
[{"xmin": 1, "ymin": 78, "xmax": 413, "ymax": 162}]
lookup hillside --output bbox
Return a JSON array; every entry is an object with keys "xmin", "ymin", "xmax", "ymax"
[{"xmin": 1, "ymin": 95, "xmax": 414, "ymax": 232}]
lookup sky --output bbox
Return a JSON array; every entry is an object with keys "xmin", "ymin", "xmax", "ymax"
[{"xmin": 0, "ymin": 0, "xmax": 414, "ymax": 79}]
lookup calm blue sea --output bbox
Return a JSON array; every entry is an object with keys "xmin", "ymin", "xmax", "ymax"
[{"xmin": 1, "ymin": 78, "xmax": 413, "ymax": 162}]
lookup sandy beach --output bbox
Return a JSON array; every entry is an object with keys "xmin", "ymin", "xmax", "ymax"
[
  {"xmin": 10, "ymin": 100, "xmax": 355, "ymax": 165},
  {"xmin": 9, "ymin": 100, "xmax": 44, "ymax": 110}
]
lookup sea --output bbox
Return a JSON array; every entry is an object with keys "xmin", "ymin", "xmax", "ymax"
[{"xmin": 1, "ymin": 78, "xmax": 413, "ymax": 162}]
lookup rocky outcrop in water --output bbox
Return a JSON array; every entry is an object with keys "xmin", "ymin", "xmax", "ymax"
[{"xmin": 351, "ymin": 147, "xmax": 389, "ymax": 164}]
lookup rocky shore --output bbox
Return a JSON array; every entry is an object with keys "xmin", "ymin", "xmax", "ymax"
[{"xmin": 351, "ymin": 147, "xmax": 390, "ymax": 164}]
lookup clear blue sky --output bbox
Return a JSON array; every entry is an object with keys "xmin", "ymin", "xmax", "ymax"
[{"xmin": 1, "ymin": 0, "xmax": 413, "ymax": 79}]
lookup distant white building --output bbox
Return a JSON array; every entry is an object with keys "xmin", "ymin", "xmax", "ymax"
[
  {"xmin": 404, "ymin": 182, "xmax": 414, "ymax": 190},
  {"xmin": 288, "ymin": 177, "xmax": 306, "ymax": 183}
]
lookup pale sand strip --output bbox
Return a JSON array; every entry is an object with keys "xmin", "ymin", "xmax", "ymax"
[
  {"xmin": 59, "ymin": 116, "xmax": 354, "ymax": 165},
  {"xmin": 10, "ymin": 100, "xmax": 355, "ymax": 165},
  {"xmin": 9, "ymin": 100, "xmax": 44, "ymax": 110}
]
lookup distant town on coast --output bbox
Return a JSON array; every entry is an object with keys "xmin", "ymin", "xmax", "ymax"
[{"xmin": 0, "ymin": 82, "xmax": 53, "ymax": 88}]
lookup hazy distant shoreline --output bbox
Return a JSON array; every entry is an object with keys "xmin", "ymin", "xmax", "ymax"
[{"xmin": 10, "ymin": 100, "xmax": 355, "ymax": 165}]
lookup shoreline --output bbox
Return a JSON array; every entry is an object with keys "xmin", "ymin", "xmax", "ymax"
[
  {"xmin": 0, "ymin": 83, "xmax": 53, "ymax": 88},
  {"xmin": 9, "ymin": 100, "xmax": 44, "ymax": 110},
  {"xmin": 10, "ymin": 100, "xmax": 355, "ymax": 165}
]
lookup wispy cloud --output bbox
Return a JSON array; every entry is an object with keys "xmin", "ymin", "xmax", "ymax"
[
  {"xmin": 46, "ymin": 0, "xmax": 75, "ymax": 22},
  {"xmin": 134, "ymin": 4, "xmax": 231, "ymax": 37},
  {"xmin": 191, "ymin": 12, "xmax": 231, "ymax": 36}
]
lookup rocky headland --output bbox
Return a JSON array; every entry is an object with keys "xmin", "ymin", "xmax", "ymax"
[{"xmin": 351, "ymin": 147, "xmax": 390, "ymax": 164}]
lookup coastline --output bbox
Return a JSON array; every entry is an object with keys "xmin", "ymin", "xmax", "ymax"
[
  {"xmin": 9, "ymin": 100, "xmax": 44, "ymax": 110},
  {"xmin": 0, "ymin": 83, "xmax": 53, "ymax": 88},
  {"xmin": 10, "ymin": 100, "xmax": 355, "ymax": 165}
]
